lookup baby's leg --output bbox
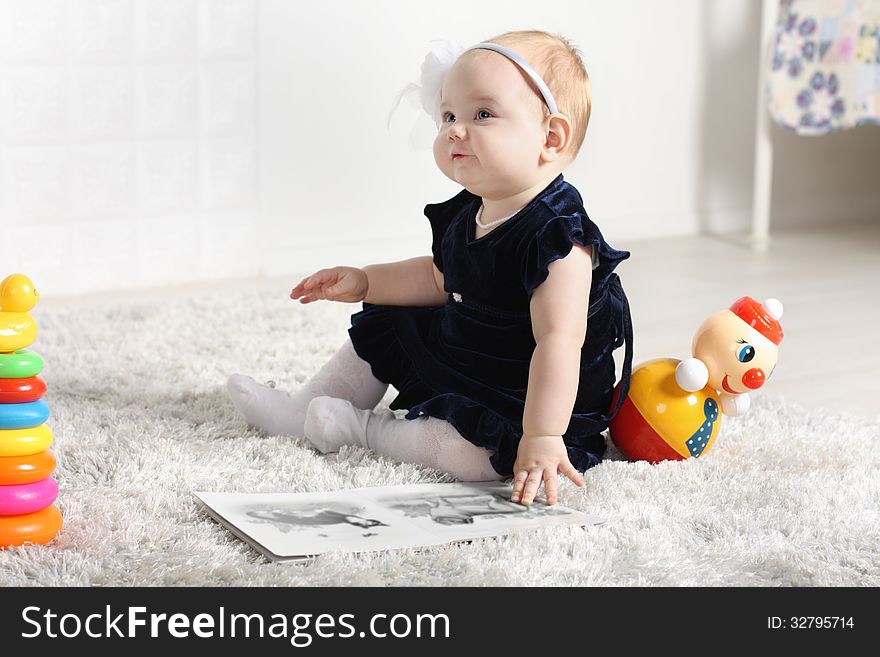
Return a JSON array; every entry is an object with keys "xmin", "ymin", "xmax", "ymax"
[
  {"xmin": 226, "ymin": 339, "xmax": 388, "ymax": 437},
  {"xmin": 304, "ymin": 396, "xmax": 503, "ymax": 482}
]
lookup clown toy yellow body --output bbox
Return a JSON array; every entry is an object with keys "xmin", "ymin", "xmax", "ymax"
[{"xmin": 608, "ymin": 297, "xmax": 784, "ymax": 463}]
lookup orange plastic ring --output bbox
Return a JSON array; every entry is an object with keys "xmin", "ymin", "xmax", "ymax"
[
  {"xmin": 0, "ymin": 450, "xmax": 56, "ymax": 486},
  {"xmin": 0, "ymin": 504, "xmax": 62, "ymax": 548}
]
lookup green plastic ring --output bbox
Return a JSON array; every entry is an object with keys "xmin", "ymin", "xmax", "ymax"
[{"xmin": 0, "ymin": 350, "xmax": 44, "ymax": 379}]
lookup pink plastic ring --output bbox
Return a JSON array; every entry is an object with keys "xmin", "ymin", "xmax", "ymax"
[{"xmin": 0, "ymin": 477, "xmax": 58, "ymax": 516}]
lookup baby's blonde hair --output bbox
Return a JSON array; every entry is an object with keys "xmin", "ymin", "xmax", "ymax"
[{"xmin": 483, "ymin": 30, "xmax": 592, "ymax": 160}]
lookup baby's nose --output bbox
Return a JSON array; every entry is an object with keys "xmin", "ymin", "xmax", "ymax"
[
  {"xmin": 742, "ymin": 368, "xmax": 765, "ymax": 389},
  {"xmin": 447, "ymin": 124, "xmax": 466, "ymax": 140}
]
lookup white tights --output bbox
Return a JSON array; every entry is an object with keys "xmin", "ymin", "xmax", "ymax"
[{"xmin": 226, "ymin": 338, "xmax": 502, "ymax": 482}]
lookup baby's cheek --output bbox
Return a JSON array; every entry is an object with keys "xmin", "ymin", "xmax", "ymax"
[{"xmin": 432, "ymin": 141, "xmax": 457, "ymax": 181}]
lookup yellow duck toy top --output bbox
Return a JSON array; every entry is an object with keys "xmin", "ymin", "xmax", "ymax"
[{"xmin": 0, "ymin": 273, "xmax": 40, "ymax": 353}]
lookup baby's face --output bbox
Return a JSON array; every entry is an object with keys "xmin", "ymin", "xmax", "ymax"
[{"xmin": 433, "ymin": 51, "xmax": 549, "ymax": 199}]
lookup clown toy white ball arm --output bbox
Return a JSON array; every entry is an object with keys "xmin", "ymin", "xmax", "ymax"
[{"xmin": 675, "ymin": 358, "xmax": 709, "ymax": 392}]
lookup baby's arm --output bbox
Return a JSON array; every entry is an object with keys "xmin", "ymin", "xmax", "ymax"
[
  {"xmin": 362, "ymin": 256, "xmax": 448, "ymax": 307},
  {"xmin": 291, "ymin": 257, "xmax": 446, "ymax": 306},
  {"xmin": 513, "ymin": 244, "xmax": 593, "ymax": 506}
]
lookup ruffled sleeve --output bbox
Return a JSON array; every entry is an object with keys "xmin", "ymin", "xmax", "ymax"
[
  {"xmin": 521, "ymin": 212, "xmax": 630, "ymax": 297},
  {"xmin": 423, "ymin": 188, "xmax": 476, "ymax": 273}
]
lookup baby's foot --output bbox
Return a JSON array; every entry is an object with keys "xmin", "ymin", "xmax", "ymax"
[
  {"xmin": 225, "ymin": 373, "xmax": 307, "ymax": 437},
  {"xmin": 303, "ymin": 396, "xmax": 372, "ymax": 453}
]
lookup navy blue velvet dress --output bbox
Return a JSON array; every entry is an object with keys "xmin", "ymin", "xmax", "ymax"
[{"xmin": 348, "ymin": 174, "xmax": 633, "ymax": 477}]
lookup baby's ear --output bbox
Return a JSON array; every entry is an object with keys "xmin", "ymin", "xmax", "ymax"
[{"xmin": 542, "ymin": 113, "xmax": 573, "ymax": 162}]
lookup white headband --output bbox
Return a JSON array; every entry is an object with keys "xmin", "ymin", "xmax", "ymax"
[
  {"xmin": 464, "ymin": 43, "xmax": 558, "ymax": 115},
  {"xmin": 388, "ymin": 40, "xmax": 559, "ymax": 130}
]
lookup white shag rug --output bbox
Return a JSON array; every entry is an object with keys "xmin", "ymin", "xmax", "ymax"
[{"xmin": 1, "ymin": 279, "xmax": 878, "ymax": 587}]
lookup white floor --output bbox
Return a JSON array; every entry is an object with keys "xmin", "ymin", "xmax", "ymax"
[{"xmin": 41, "ymin": 222, "xmax": 880, "ymax": 419}]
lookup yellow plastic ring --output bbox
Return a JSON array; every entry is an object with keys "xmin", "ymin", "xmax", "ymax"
[{"xmin": 0, "ymin": 423, "xmax": 53, "ymax": 457}]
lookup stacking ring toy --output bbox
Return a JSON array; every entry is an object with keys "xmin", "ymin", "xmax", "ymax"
[
  {"xmin": 0, "ymin": 477, "xmax": 58, "ymax": 516},
  {"xmin": 0, "ymin": 423, "xmax": 53, "ymax": 457},
  {"xmin": 0, "ymin": 399, "xmax": 50, "ymax": 430},
  {"xmin": 0, "ymin": 376, "xmax": 46, "ymax": 403},
  {"xmin": 0, "ymin": 504, "xmax": 62, "ymax": 548},
  {"xmin": 0, "ymin": 451, "xmax": 56, "ymax": 486},
  {"xmin": 0, "ymin": 350, "xmax": 44, "ymax": 379}
]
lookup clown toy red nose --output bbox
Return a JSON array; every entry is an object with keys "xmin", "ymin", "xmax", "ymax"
[{"xmin": 742, "ymin": 368, "xmax": 765, "ymax": 389}]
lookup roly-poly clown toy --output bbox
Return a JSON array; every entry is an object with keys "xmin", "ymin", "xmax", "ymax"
[{"xmin": 608, "ymin": 296, "xmax": 784, "ymax": 463}]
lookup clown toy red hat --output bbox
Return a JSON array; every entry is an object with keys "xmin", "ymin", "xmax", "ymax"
[{"xmin": 729, "ymin": 296, "xmax": 784, "ymax": 345}]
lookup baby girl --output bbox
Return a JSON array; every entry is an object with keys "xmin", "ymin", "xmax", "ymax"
[{"xmin": 227, "ymin": 30, "xmax": 633, "ymax": 507}]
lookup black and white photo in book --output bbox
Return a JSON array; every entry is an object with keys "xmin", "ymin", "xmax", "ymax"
[{"xmin": 194, "ymin": 482, "xmax": 605, "ymax": 561}]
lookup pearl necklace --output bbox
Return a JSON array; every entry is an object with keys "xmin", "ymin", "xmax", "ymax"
[{"xmin": 475, "ymin": 203, "xmax": 526, "ymax": 229}]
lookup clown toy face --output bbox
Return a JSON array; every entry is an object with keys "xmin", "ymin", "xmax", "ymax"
[{"xmin": 691, "ymin": 297, "xmax": 784, "ymax": 396}]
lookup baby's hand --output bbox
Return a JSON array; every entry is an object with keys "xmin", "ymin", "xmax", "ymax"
[
  {"xmin": 511, "ymin": 435, "xmax": 585, "ymax": 506},
  {"xmin": 290, "ymin": 266, "xmax": 369, "ymax": 304}
]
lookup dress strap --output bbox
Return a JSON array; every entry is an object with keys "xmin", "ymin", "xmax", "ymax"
[{"xmin": 602, "ymin": 273, "xmax": 633, "ymax": 423}]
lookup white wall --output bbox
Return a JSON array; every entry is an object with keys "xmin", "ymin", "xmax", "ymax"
[
  {"xmin": 259, "ymin": 0, "xmax": 718, "ymax": 276},
  {"xmin": 0, "ymin": 0, "xmax": 259, "ymax": 296},
  {"xmin": 258, "ymin": 0, "xmax": 880, "ymax": 278},
  {"xmin": 2, "ymin": 0, "xmax": 879, "ymax": 296}
]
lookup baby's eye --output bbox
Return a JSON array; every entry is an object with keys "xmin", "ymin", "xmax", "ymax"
[
  {"xmin": 442, "ymin": 112, "xmax": 456, "ymax": 123},
  {"xmin": 476, "ymin": 110, "xmax": 492, "ymax": 120},
  {"xmin": 736, "ymin": 343, "xmax": 755, "ymax": 363}
]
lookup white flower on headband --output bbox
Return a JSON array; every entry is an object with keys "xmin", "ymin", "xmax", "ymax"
[
  {"xmin": 388, "ymin": 39, "xmax": 558, "ymax": 149},
  {"xmin": 417, "ymin": 40, "xmax": 467, "ymax": 125},
  {"xmin": 388, "ymin": 39, "xmax": 466, "ymax": 130}
]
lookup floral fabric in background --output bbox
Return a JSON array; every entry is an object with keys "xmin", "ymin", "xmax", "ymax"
[{"xmin": 768, "ymin": 0, "xmax": 880, "ymax": 134}]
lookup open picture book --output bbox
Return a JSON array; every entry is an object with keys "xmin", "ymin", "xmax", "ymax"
[{"xmin": 195, "ymin": 482, "xmax": 604, "ymax": 562}]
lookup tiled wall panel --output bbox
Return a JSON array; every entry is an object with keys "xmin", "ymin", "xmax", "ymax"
[{"xmin": 0, "ymin": 0, "xmax": 258, "ymax": 296}]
